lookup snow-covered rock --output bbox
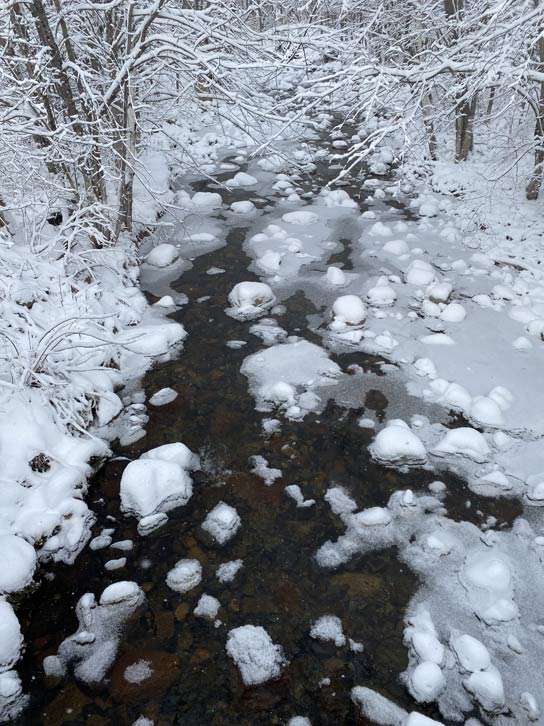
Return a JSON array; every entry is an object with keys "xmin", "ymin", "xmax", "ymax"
[
  {"xmin": 120, "ymin": 459, "xmax": 192, "ymax": 520},
  {"xmin": 405, "ymin": 260, "xmax": 435, "ymax": 286},
  {"xmin": 202, "ymin": 502, "xmax": 241, "ymax": 545},
  {"xmin": 166, "ymin": 559, "xmax": 202, "ymax": 593},
  {"xmin": 146, "ymin": 244, "xmax": 179, "ymax": 268},
  {"xmin": 226, "ymin": 625, "xmax": 286, "ymax": 686},
  {"xmin": 309, "ymin": 615, "xmax": 346, "ymax": 647},
  {"xmin": 227, "ymin": 281, "xmax": 276, "ymax": 320},
  {"xmin": 370, "ymin": 420, "xmax": 426, "ymax": 466}
]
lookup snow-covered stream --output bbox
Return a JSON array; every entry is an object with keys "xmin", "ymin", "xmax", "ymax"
[{"xmin": 10, "ymin": 131, "xmax": 543, "ymax": 726}]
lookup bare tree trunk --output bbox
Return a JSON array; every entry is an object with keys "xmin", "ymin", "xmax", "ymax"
[
  {"xmin": 115, "ymin": 2, "xmax": 136, "ymax": 239},
  {"xmin": 526, "ymin": 1, "xmax": 544, "ymax": 199},
  {"xmin": 421, "ymin": 91, "xmax": 438, "ymax": 161},
  {"xmin": 444, "ymin": 0, "xmax": 477, "ymax": 161},
  {"xmin": 455, "ymin": 93, "xmax": 477, "ymax": 161}
]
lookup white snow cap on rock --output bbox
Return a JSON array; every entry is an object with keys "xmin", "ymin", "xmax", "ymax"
[
  {"xmin": 326, "ymin": 266, "xmax": 347, "ymax": 286},
  {"xmin": 330, "ymin": 295, "xmax": 367, "ymax": 331},
  {"xmin": 216, "ymin": 559, "xmax": 243, "ymax": 583},
  {"xmin": 146, "ymin": 244, "xmax": 179, "ymax": 268},
  {"xmin": 226, "ymin": 625, "xmax": 286, "ymax": 686},
  {"xmin": 370, "ymin": 420, "xmax": 426, "ymax": 466},
  {"xmin": 227, "ymin": 281, "xmax": 276, "ymax": 320},
  {"xmin": 120, "ymin": 455, "xmax": 193, "ymax": 520},
  {"xmin": 227, "ymin": 171, "xmax": 257, "ymax": 187},
  {"xmin": 405, "ymin": 260, "xmax": 435, "ymax": 286},
  {"xmin": 194, "ymin": 594, "xmax": 220, "ymax": 619},
  {"xmin": 202, "ymin": 502, "xmax": 241, "ymax": 544},
  {"xmin": 309, "ymin": 615, "xmax": 346, "ymax": 646},
  {"xmin": 148, "ymin": 387, "xmax": 178, "ymax": 406},
  {"xmin": 367, "ymin": 277, "xmax": 397, "ymax": 307},
  {"xmin": 166, "ymin": 559, "xmax": 202, "ymax": 593},
  {"xmin": 282, "ymin": 210, "xmax": 318, "ymax": 225}
]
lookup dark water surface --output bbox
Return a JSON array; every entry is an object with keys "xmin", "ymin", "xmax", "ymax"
[{"xmin": 13, "ymin": 139, "xmax": 520, "ymax": 726}]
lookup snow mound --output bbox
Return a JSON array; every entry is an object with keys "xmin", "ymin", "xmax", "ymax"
[
  {"xmin": 146, "ymin": 244, "xmax": 179, "ymax": 268},
  {"xmin": 166, "ymin": 559, "xmax": 202, "ymax": 593},
  {"xmin": 120, "ymin": 458, "xmax": 192, "ymax": 520},
  {"xmin": 191, "ymin": 191, "xmax": 222, "ymax": 208},
  {"xmin": 202, "ymin": 502, "xmax": 241, "ymax": 545},
  {"xmin": 226, "ymin": 625, "xmax": 286, "ymax": 686},
  {"xmin": 249, "ymin": 455, "xmax": 281, "ymax": 485},
  {"xmin": 370, "ymin": 420, "xmax": 426, "ymax": 466},
  {"xmin": 194, "ymin": 594, "xmax": 220, "ymax": 619},
  {"xmin": 310, "ymin": 615, "xmax": 346, "ymax": 647},
  {"xmin": 331, "ymin": 295, "xmax": 367, "ymax": 329},
  {"xmin": 51, "ymin": 582, "xmax": 145, "ymax": 685},
  {"xmin": 227, "ymin": 281, "xmax": 276, "ymax": 321},
  {"xmin": 227, "ymin": 172, "xmax": 257, "ymax": 187},
  {"xmin": 282, "ymin": 210, "xmax": 319, "ymax": 225},
  {"xmin": 216, "ymin": 559, "xmax": 243, "ymax": 583},
  {"xmin": 149, "ymin": 388, "xmax": 178, "ymax": 406},
  {"xmin": 405, "ymin": 260, "xmax": 435, "ymax": 286}
]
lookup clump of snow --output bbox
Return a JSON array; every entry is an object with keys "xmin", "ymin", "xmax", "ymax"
[
  {"xmin": 216, "ymin": 559, "xmax": 243, "ymax": 583},
  {"xmin": 331, "ymin": 295, "xmax": 367, "ymax": 329},
  {"xmin": 145, "ymin": 244, "xmax": 179, "ymax": 268},
  {"xmin": 124, "ymin": 659, "xmax": 153, "ymax": 684},
  {"xmin": 51, "ymin": 582, "xmax": 144, "ymax": 685},
  {"xmin": 367, "ymin": 277, "xmax": 397, "ymax": 307},
  {"xmin": 227, "ymin": 281, "xmax": 276, "ymax": 320},
  {"xmin": 405, "ymin": 260, "xmax": 435, "ymax": 286},
  {"xmin": 149, "ymin": 388, "xmax": 178, "ymax": 406},
  {"xmin": 320, "ymin": 189, "xmax": 358, "ymax": 208},
  {"xmin": 226, "ymin": 171, "xmax": 257, "ymax": 187},
  {"xmin": 191, "ymin": 191, "xmax": 222, "ymax": 208},
  {"xmin": 408, "ymin": 661, "xmax": 445, "ymax": 703},
  {"xmin": 370, "ymin": 420, "xmax": 426, "ymax": 466},
  {"xmin": 326, "ymin": 266, "xmax": 347, "ymax": 286},
  {"xmin": 202, "ymin": 502, "xmax": 241, "ymax": 545},
  {"xmin": 105, "ymin": 558, "xmax": 126, "ymax": 571},
  {"xmin": 120, "ymin": 458, "xmax": 192, "ymax": 520},
  {"xmin": 166, "ymin": 559, "xmax": 202, "ymax": 593},
  {"xmin": 310, "ymin": 615, "xmax": 346, "ymax": 647},
  {"xmin": 282, "ymin": 210, "xmax": 318, "ymax": 225},
  {"xmin": 194, "ymin": 594, "xmax": 220, "ymax": 619},
  {"xmin": 226, "ymin": 625, "xmax": 286, "ymax": 686},
  {"xmin": 249, "ymin": 455, "xmax": 282, "ymax": 485},
  {"xmin": 285, "ymin": 484, "xmax": 315, "ymax": 508},
  {"xmin": 231, "ymin": 201, "xmax": 255, "ymax": 215},
  {"xmin": 383, "ymin": 239, "xmax": 410, "ymax": 256}
]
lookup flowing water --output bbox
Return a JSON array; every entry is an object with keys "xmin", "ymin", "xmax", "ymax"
[{"xmin": 13, "ymin": 138, "xmax": 521, "ymax": 726}]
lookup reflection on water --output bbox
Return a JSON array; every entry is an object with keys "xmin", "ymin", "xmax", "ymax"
[{"xmin": 13, "ymin": 140, "xmax": 520, "ymax": 726}]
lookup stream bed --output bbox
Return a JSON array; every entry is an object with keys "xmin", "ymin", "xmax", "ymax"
[{"xmin": 13, "ymin": 137, "xmax": 521, "ymax": 726}]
